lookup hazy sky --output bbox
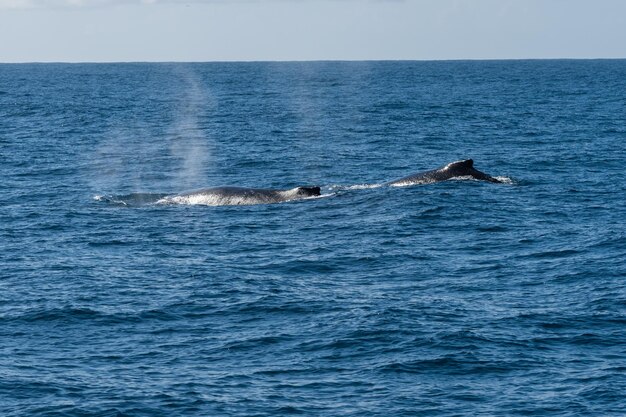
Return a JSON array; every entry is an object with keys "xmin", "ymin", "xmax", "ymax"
[{"xmin": 1, "ymin": 0, "xmax": 625, "ymax": 62}]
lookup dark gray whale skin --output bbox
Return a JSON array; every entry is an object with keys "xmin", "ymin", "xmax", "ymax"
[
  {"xmin": 172, "ymin": 186, "xmax": 321, "ymax": 205},
  {"xmin": 387, "ymin": 159, "xmax": 501, "ymax": 186}
]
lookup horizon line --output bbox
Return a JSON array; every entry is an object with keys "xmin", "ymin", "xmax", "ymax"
[{"xmin": 2, "ymin": 57, "xmax": 626, "ymax": 65}]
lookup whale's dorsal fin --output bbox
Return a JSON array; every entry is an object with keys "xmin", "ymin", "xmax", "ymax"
[{"xmin": 446, "ymin": 159, "xmax": 474, "ymax": 170}]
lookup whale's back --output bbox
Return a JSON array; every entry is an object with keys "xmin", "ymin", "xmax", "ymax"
[
  {"xmin": 388, "ymin": 159, "xmax": 501, "ymax": 186},
  {"xmin": 162, "ymin": 186, "xmax": 320, "ymax": 206}
]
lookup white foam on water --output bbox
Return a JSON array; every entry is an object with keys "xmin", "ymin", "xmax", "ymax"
[
  {"xmin": 329, "ymin": 183, "xmax": 383, "ymax": 191},
  {"xmin": 346, "ymin": 183, "xmax": 383, "ymax": 190},
  {"xmin": 93, "ymin": 194, "xmax": 129, "ymax": 206},
  {"xmin": 389, "ymin": 179, "xmax": 433, "ymax": 187},
  {"xmin": 449, "ymin": 175, "xmax": 515, "ymax": 185},
  {"xmin": 311, "ymin": 192, "xmax": 335, "ymax": 199},
  {"xmin": 493, "ymin": 176, "xmax": 515, "ymax": 184}
]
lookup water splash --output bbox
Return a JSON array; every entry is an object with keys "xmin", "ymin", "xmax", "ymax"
[
  {"xmin": 90, "ymin": 64, "xmax": 215, "ymax": 195},
  {"xmin": 168, "ymin": 64, "xmax": 215, "ymax": 190}
]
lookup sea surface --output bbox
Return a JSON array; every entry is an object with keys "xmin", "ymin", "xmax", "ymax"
[{"xmin": 1, "ymin": 60, "xmax": 625, "ymax": 416}]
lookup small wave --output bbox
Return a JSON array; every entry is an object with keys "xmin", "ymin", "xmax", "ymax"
[
  {"xmin": 476, "ymin": 225, "xmax": 508, "ymax": 232},
  {"xmin": 2, "ymin": 305, "xmax": 190, "ymax": 325},
  {"xmin": 379, "ymin": 357, "xmax": 512, "ymax": 375},
  {"xmin": 519, "ymin": 249, "xmax": 580, "ymax": 260},
  {"xmin": 3, "ymin": 307, "xmax": 103, "ymax": 324}
]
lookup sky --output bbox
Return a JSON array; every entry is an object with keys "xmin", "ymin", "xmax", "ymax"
[{"xmin": 1, "ymin": 0, "xmax": 625, "ymax": 62}]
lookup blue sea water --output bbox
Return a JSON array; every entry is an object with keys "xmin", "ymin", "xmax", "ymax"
[{"xmin": 1, "ymin": 60, "xmax": 625, "ymax": 416}]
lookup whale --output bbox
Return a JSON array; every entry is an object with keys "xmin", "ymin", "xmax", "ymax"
[
  {"xmin": 387, "ymin": 159, "xmax": 501, "ymax": 186},
  {"xmin": 161, "ymin": 186, "xmax": 321, "ymax": 206}
]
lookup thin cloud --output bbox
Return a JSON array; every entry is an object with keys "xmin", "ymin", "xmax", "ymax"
[{"xmin": 0, "ymin": 0, "xmax": 210, "ymax": 9}]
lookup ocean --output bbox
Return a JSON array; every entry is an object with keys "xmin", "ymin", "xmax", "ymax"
[{"xmin": 1, "ymin": 60, "xmax": 625, "ymax": 416}]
